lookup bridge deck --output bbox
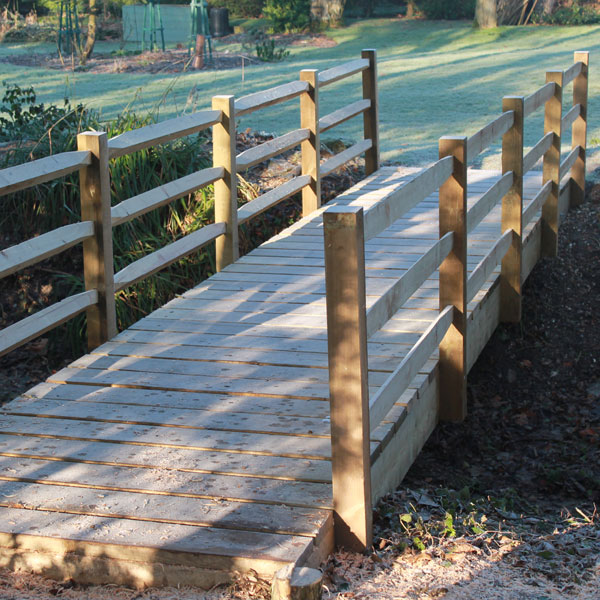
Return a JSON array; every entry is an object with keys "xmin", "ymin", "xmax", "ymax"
[{"xmin": 0, "ymin": 166, "xmax": 544, "ymax": 588}]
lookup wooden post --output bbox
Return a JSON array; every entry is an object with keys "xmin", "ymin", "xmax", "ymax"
[
  {"xmin": 500, "ymin": 96, "xmax": 524, "ymax": 323},
  {"xmin": 438, "ymin": 137, "xmax": 467, "ymax": 422},
  {"xmin": 323, "ymin": 206, "xmax": 372, "ymax": 551},
  {"xmin": 77, "ymin": 131, "xmax": 117, "ymax": 350},
  {"xmin": 542, "ymin": 70, "xmax": 563, "ymax": 257},
  {"xmin": 192, "ymin": 34, "xmax": 205, "ymax": 70},
  {"xmin": 571, "ymin": 51, "xmax": 589, "ymax": 207},
  {"xmin": 362, "ymin": 49, "xmax": 380, "ymax": 175},
  {"xmin": 212, "ymin": 95, "xmax": 238, "ymax": 271},
  {"xmin": 300, "ymin": 69, "xmax": 320, "ymax": 216}
]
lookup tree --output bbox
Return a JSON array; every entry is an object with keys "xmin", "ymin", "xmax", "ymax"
[
  {"xmin": 82, "ymin": 0, "xmax": 98, "ymax": 63},
  {"xmin": 475, "ymin": 0, "xmax": 497, "ymax": 27},
  {"xmin": 310, "ymin": 0, "xmax": 346, "ymax": 26}
]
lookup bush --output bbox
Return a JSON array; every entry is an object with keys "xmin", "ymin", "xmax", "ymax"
[
  {"xmin": 263, "ymin": 0, "xmax": 310, "ymax": 32},
  {"xmin": 412, "ymin": 0, "xmax": 476, "ymax": 20},
  {"xmin": 534, "ymin": 1, "xmax": 600, "ymax": 24},
  {"xmin": 208, "ymin": 0, "xmax": 265, "ymax": 18}
]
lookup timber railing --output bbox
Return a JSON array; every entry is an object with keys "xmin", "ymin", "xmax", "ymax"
[
  {"xmin": 0, "ymin": 49, "xmax": 379, "ymax": 358},
  {"xmin": 322, "ymin": 51, "xmax": 589, "ymax": 552}
]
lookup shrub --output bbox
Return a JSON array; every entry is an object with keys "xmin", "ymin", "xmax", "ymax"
[
  {"xmin": 208, "ymin": 0, "xmax": 265, "ymax": 18},
  {"xmin": 534, "ymin": 1, "xmax": 600, "ymax": 25},
  {"xmin": 263, "ymin": 0, "xmax": 310, "ymax": 32},
  {"xmin": 411, "ymin": 0, "xmax": 476, "ymax": 20}
]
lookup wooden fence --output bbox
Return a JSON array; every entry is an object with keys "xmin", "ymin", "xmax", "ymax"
[
  {"xmin": 322, "ymin": 51, "xmax": 589, "ymax": 550},
  {"xmin": 0, "ymin": 49, "xmax": 379, "ymax": 357}
]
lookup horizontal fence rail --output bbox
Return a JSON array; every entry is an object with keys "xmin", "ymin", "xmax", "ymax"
[
  {"xmin": 466, "ymin": 111, "xmax": 514, "ymax": 164},
  {"xmin": 466, "ymin": 171, "xmax": 514, "ymax": 233},
  {"xmin": 318, "ymin": 58, "xmax": 370, "ymax": 87}
]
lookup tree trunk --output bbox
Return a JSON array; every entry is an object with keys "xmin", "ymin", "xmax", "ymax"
[
  {"xmin": 542, "ymin": 0, "xmax": 557, "ymax": 14},
  {"xmin": 310, "ymin": 0, "xmax": 347, "ymax": 25},
  {"xmin": 475, "ymin": 0, "xmax": 498, "ymax": 28},
  {"xmin": 83, "ymin": 0, "xmax": 97, "ymax": 63},
  {"xmin": 406, "ymin": 1, "xmax": 416, "ymax": 17}
]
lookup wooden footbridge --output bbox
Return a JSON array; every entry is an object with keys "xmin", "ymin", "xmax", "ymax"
[{"xmin": 0, "ymin": 50, "xmax": 589, "ymax": 589}]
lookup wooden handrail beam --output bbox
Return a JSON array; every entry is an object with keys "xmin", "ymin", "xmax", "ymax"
[
  {"xmin": 563, "ymin": 60, "xmax": 583, "ymax": 86},
  {"xmin": 111, "ymin": 167, "xmax": 224, "ymax": 227},
  {"xmin": 318, "ymin": 58, "xmax": 370, "ymax": 87},
  {"xmin": 237, "ymin": 175, "xmax": 311, "ymax": 225},
  {"xmin": 107, "ymin": 110, "xmax": 222, "ymax": 159},
  {"xmin": 561, "ymin": 103, "xmax": 581, "ymax": 132},
  {"xmin": 114, "ymin": 222, "xmax": 226, "ymax": 292},
  {"xmin": 523, "ymin": 82, "xmax": 556, "ymax": 118},
  {"xmin": 369, "ymin": 305, "xmax": 454, "ymax": 432},
  {"xmin": 523, "ymin": 132, "xmax": 554, "ymax": 175},
  {"xmin": 236, "ymin": 129, "xmax": 310, "ymax": 171},
  {"xmin": 522, "ymin": 180, "xmax": 552, "ymax": 227},
  {"xmin": 319, "ymin": 99, "xmax": 371, "ymax": 133},
  {"xmin": 0, "ymin": 290, "xmax": 98, "ymax": 358},
  {"xmin": 466, "ymin": 171, "xmax": 513, "ymax": 233},
  {"xmin": 466, "ymin": 111, "xmax": 514, "ymax": 164},
  {"xmin": 0, "ymin": 151, "xmax": 91, "ymax": 197},
  {"xmin": 320, "ymin": 139, "xmax": 372, "ymax": 178},
  {"xmin": 467, "ymin": 229, "xmax": 515, "ymax": 303},
  {"xmin": 365, "ymin": 232, "xmax": 454, "ymax": 339},
  {"xmin": 234, "ymin": 81, "xmax": 309, "ymax": 117},
  {"xmin": 0, "ymin": 221, "xmax": 94, "ymax": 279},
  {"xmin": 559, "ymin": 145, "xmax": 581, "ymax": 182},
  {"xmin": 363, "ymin": 156, "xmax": 453, "ymax": 242}
]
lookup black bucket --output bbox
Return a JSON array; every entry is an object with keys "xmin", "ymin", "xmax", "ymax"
[{"xmin": 210, "ymin": 7, "xmax": 230, "ymax": 37}]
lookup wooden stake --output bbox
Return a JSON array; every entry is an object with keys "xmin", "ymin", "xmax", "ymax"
[
  {"xmin": 212, "ymin": 95, "xmax": 238, "ymax": 271},
  {"xmin": 77, "ymin": 131, "xmax": 117, "ymax": 350},
  {"xmin": 500, "ymin": 96, "xmax": 524, "ymax": 323},
  {"xmin": 542, "ymin": 70, "xmax": 563, "ymax": 257},
  {"xmin": 438, "ymin": 137, "xmax": 467, "ymax": 422},
  {"xmin": 271, "ymin": 565, "xmax": 322, "ymax": 600},
  {"xmin": 300, "ymin": 69, "xmax": 320, "ymax": 216},
  {"xmin": 571, "ymin": 51, "xmax": 589, "ymax": 207},
  {"xmin": 362, "ymin": 49, "xmax": 380, "ymax": 175},
  {"xmin": 192, "ymin": 34, "xmax": 205, "ymax": 70},
  {"xmin": 323, "ymin": 206, "xmax": 372, "ymax": 551}
]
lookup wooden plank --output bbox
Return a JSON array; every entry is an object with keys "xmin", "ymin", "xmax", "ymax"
[
  {"xmin": 561, "ymin": 103, "xmax": 581, "ymax": 133},
  {"xmin": 559, "ymin": 145, "xmax": 581, "ymax": 183},
  {"xmin": 0, "ymin": 151, "xmax": 91, "ymax": 197},
  {"xmin": 571, "ymin": 52, "xmax": 589, "ymax": 207},
  {"xmin": 466, "ymin": 111, "xmax": 514, "ymax": 164},
  {"xmin": 323, "ymin": 206, "xmax": 372, "ymax": 551},
  {"xmin": 369, "ymin": 306, "xmax": 452, "ymax": 431},
  {"xmin": 320, "ymin": 139, "xmax": 372, "ymax": 177},
  {"xmin": 523, "ymin": 132, "xmax": 553, "ymax": 174},
  {"xmin": 523, "ymin": 180, "xmax": 552, "ymax": 227},
  {"xmin": 107, "ymin": 110, "xmax": 221, "ymax": 159},
  {"xmin": 318, "ymin": 58, "xmax": 369, "ymax": 87},
  {"xmin": 237, "ymin": 129, "xmax": 310, "ymax": 171},
  {"xmin": 363, "ymin": 157, "xmax": 453, "ymax": 241},
  {"xmin": 238, "ymin": 175, "xmax": 310, "ymax": 225},
  {"xmin": 466, "ymin": 171, "xmax": 513, "ymax": 233},
  {"xmin": 319, "ymin": 99, "xmax": 370, "ymax": 133},
  {"xmin": 563, "ymin": 59, "xmax": 583, "ymax": 86},
  {"xmin": 111, "ymin": 167, "xmax": 224, "ymax": 226},
  {"xmin": 234, "ymin": 81, "xmax": 309, "ymax": 117},
  {"xmin": 467, "ymin": 229, "xmax": 514, "ymax": 303},
  {"xmin": 365, "ymin": 233, "xmax": 453, "ymax": 338},
  {"xmin": 0, "ymin": 291, "xmax": 97, "ymax": 358},
  {"xmin": 362, "ymin": 49, "xmax": 380, "ymax": 175},
  {"xmin": 0, "ymin": 221, "xmax": 93, "ymax": 278},
  {"xmin": 300, "ymin": 69, "xmax": 320, "ymax": 216},
  {"xmin": 523, "ymin": 82, "xmax": 555, "ymax": 117},
  {"xmin": 114, "ymin": 222, "xmax": 225, "ymax": 292}
]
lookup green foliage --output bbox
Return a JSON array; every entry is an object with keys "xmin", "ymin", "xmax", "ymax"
[
  {"xmin": 208, "ymin": 0, "xmax": 265, "ymax": 18},
  {"xmin": 412, "ymin": 0, "xmax": 475, "ymax": 20},
  {"xmin": 255, "ymin": 36, "xmax": 290, "ymax": 61},
  {"xmin": 263, "ymin": 0, "xmax": 310, "ymax": 32},
  {"xmin": 534, "ymin": 1, "xmax": 600, "ymax": 25}
]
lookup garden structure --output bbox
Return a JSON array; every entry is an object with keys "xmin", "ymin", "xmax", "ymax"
[{"xmin": 0, "ymin": 49, "xmax": 590, "ymax": 589}]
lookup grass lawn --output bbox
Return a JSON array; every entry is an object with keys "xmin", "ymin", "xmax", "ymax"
[{"xmin": 2, "ymin": 19, "xmax": 600, "ymax": 169}]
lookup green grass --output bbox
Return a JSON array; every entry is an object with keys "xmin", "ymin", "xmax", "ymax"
[{"xmin": 1, "ymin": 19, "xmax": 600, "ymax": 169}]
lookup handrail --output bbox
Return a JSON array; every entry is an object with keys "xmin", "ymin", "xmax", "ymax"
[
  {"xmin": 318, "ymin": 58, "xmax": 370, "ymax": 87},
  {"xmin": 563, "ymin": 60, "xmax": 583, "ymax": 86},
  {"xmin": 523, "ymin": 132, "xmax": 554, "ymax": 174},
  {"xmin": 113, "ymin": 222, "xmax": 226, "ymax": 292},
  {"xmin": 238, "ymin": 175, "xmax": 311, "ymax": 225},
  {"xmin": 319, "ymin": 99, "xmax": 371, "ymax": 133},
  {"xmin": 111, "ymin": 167, "xmax": 224, "ymax": 227},
  {"xmin": 0, "ymin": 151, "xmax": 91, "ymax": 197},
  {"xmin": 559, "ymin": 145, "xmax": 581, "ymax": 182},
  {"xmin": 365, "ymin": 232, "xmax": 454, "ymax": 338},
  {"xmin": 466, "ymin": 172, "xmax": 513, "ymax": 233},
  {"xmin": 523, "ymin": 181, "xmax": 552, "ymax": 227},
  {"xmin": 523, "ymin": 82, "xmax": 556, "ymax": 117},
  {"xmin": 0, "ymin": 221, "xmax": 94, "ymax": 278},
  {"xmin": 236, "ymin": 129, "xmax": 310, "ymax": 171},
  {"xmin": 368, "ymin": 305, "xmax": 454, "ymax": 432},
  {"xmin": 466, "ymin": 111, "xmax": 514, "ymax": 164},
  {"xmin": 561, "ymin": 103, "xmax": 581, "ymax": 131},
  {"xmin": 234, "ymin": 81, "xmax": 309, "ymax": 117},
  {"xmin": 320, "ymin": 138, "xmax": 372, "ymax": 178},
  {"xmin": 0, "ymin": 290, "xmax": 98, "ymax": 358},
  {"xmin": 107, "ymin": 110, "xmax": 222, "ymax": 159},
  {"xmin": 363, "ymin": 156, "xmax": 453, "ymax": 241}
]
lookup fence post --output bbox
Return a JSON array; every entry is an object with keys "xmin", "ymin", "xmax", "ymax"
[
  {"xmin": 571, "ymin": 51, "xmax": 589, "ymax": 207},
  {"xmin": 300, "ymin": 69, "xmax": 321, "ymax": 216},
  {"xmin": 542, "ymin": 70, "xmax": 563, "ymax": 258},
  {"xmin": 323, "ymin": 205, "xmax": 372, "ymax": 552},
  {"xmin": 438, "ymin": 137, "xmax": 468, "ymax": 422},
  {"xmin": 362, "ymin": 49, "xmax": 380, "ymax": 175},
  {"xmin": 212, "ymin": 95, "xmax": 238, "ymax": 271},
  {"xmin": 77, "ymin": 131, "xmax": 117, "ymax": 350},
  {"xmin": 500, "ymin": 96, "xmax": 524, "ymax": 323}
]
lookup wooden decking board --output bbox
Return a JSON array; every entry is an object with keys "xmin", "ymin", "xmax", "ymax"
[{"xmin": 0, "ymin": 166, "xmax": 547, "ymax": 586}]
